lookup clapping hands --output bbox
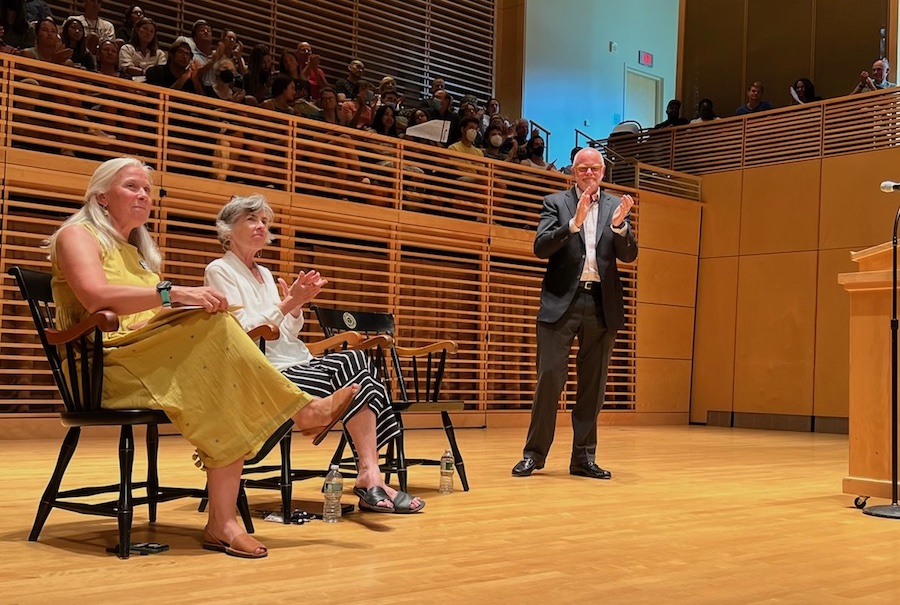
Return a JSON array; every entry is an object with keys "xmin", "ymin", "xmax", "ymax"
[{"xmin": 278, "ymin": 269, "xmax": 327, "ymax": 315}]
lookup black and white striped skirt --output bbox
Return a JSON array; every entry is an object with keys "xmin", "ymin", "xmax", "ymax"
[{"xmin": 281, "ymin": 349, "xmax": 400, "ymax": 451}]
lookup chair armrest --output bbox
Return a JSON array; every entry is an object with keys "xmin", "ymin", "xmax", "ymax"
[
  {"xmin": 247, "ymin": 324, "xmax": 280, "ymax": 341},
  {"xmin": 306, "ymin": 331, "xmax": 364, "ymax": 356},
  {"xmin": 350, "ymin": 334, "xmax": 394, "ymax": 351},
  {"xmin": 45, "ymin": 310, "xmax": 119, "ymax": 345},
  {"xmin": 395, "ymin": 340, "xmax": 459, "ymax": 357}
]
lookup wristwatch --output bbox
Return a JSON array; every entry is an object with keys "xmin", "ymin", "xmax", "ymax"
[
  {"xmin": 156, "ymin": 281, "xmax": 173, "ymax": 307},
  {"xmin": 611, "ymin": 222, "xmax": 626, "ymax": 230}
]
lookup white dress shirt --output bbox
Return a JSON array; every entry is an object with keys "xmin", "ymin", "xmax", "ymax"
[{"xmin": 568, "ymin": 187, "xmax": 628, "ymax": 282}]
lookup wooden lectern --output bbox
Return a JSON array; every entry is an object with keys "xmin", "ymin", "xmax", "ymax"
[{"xmin": 839, "ymin": 242, "xmax": 897, "ymax": 501}]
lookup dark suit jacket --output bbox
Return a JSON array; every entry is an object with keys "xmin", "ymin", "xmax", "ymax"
[{"xmin": 533, "ymin": 188, "xmax": 638, "ymax": 329}]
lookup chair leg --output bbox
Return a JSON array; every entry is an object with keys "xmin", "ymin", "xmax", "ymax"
[
  {"xmin": 330, "ymin": 433, "xmax": 348, "ymax": 468},
  {"xmin": 237, "ymin": 483, "xmax": 254, "ymax": 534},
  {"xmin": 279, "ymin": 434, "xmax": 293, "ymax": 524},
  {"xmin": 441, "ymin": 411, "xmax": 469, "ymax": 491},
  {"xmin": 30, "ymin": 427, "xmax": 81, "ymax": 542},
  {"xmin": 116, "ymin": 425, "xmax": 135, "ymax": 559},
  {"xmin": 198, "ymin": 491, "xmax": 209, "ymax": 513},
  {"xmin": 394, "ymin": 428, "xmax": 408, "ymax": 494},
  {"xmin": 146, "ymin": 424, "xmax": 160, "ymax": 522}
]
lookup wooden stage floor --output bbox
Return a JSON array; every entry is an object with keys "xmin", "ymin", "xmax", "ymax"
[{"xmin": 0, "ymin": 425, "xmax": 896, "ymax": 604}]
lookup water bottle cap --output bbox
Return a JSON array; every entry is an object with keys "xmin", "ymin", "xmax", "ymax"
[{"xmin": 330, "ymin": 464, "xmax": 339, "ymax": 470}]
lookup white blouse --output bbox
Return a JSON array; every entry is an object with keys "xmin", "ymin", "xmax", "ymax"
[
  {"xmin": 204, "ymin": 251, "xmax": 312, "ymax": 371},
  {"xmin": 118, "ymin": 44, "xmax": 167, "ymax": 81}
]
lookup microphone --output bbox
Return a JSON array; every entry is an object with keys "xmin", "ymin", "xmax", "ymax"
[{"xmin": 881, "ymin": 181, "xmax": 900, "ymax": 192}]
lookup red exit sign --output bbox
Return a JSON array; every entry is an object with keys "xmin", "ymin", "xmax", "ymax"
[{"xmin": 639, "ymin": 51, "xmax": 653, "ymax": 67}]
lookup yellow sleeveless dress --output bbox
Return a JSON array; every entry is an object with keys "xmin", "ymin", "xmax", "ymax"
[{"xmin": 50, "ymin": 225, "xmax": 312, "ymax": 468}]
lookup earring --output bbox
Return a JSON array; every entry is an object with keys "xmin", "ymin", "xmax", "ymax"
[{"xmin": 100, "ymin": 205, "xmax": 109, "ymax": 216}]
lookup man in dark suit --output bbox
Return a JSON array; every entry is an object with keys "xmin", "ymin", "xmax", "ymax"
[{"xmin": 512, "ymin": 147, "xmax": 637, "ymax": 479}]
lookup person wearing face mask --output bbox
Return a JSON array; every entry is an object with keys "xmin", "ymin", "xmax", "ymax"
[
  {"xmin": 448, "ymin": 117, "xmax": 484, "ymax": 180},
  {"xmin": 207, "ymin": 57, "xmax": 245, "ymax": 103},
  {"xmin": 482, "ymin": 123, "xmax": 517, "ymax": 162},
  {"xmin": 520, "ymin": 135, "xmax": 557, "ymax": 171}
]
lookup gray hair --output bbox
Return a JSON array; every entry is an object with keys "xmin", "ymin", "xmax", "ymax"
[
  {"xmin": 49, "ymin": 157, "xmax": 162, "ymax": 272},
  {"xmin": 215, "ymin": 193, "xmax": 275, "ymax": 250}
]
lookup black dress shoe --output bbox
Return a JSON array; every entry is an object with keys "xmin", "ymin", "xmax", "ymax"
[
  {"xmin": 511, "ymin": 458, "xmax": 544, "ymax": 477},
  {"xmin": 569, "ymin": 462, "xmax": 612, "ymax": 480}
]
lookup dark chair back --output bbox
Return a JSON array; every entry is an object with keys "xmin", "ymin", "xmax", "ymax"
[
  {"xmin": 311, "ymin": 305, "xmax": 408, "ymax": 403},
  {"xmin": 8, "ymin": 266, "xmax": 111, "ymax": 415}
]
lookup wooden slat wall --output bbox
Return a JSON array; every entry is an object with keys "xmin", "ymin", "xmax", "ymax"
[
  {"xmin": 0, "ymin": 56, "xmax": 666, "ymax": 416},
  {"xmin": 46, "ymin": 0, "xmax": 494, "ymax": 105},
  {"xmin": 596, "ymin": 88, "xmax": 900, "ymax": 177}
]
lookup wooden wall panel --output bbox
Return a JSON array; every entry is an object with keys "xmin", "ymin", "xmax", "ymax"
[
  {"xmin": 636, "ymin": 303, "xmax": 694, "ymax": 361},
  {"xmin": 698, "ymin": 170, "xmax": 742, "ymax": 259},
  {"xmin": 740, "ymin": 159, "xmax": 821, "ymax": 256},
  {"xmin": 636, "ymin": 192, "xmax": 701, "ymax": 255},
  {"xmin": 813, "ymin": 248, "xmax": 855, "ymax": 418},
  {"xmin": 819, "ymin": 148, "xmax": 900, "ymax": 251},
  {"xmin": 733, "ymin": 252, "xmax": 817, "ymax": 416},
  {"xmin": 636, "ymin": 358, "xmax": 691, "ymax": 414},
  {"xmin": 636, "ymin": 249, "xmax": 697, "ymax": 308},
  {"xmin": 745, "ymin": 0, "xmax": 813, "ymax": 109},
  {"xmin": 690, "ymin": 256, "xmax": 738, "ymax": 423}
]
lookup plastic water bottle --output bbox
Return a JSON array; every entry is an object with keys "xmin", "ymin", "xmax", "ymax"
[
  {"xmin": 322, "ymin": 464, "xmax": 343, "ymax": 523},
  {"xmin": 439, "ymin": 449, "xmax": 454, "ymax": 494}
]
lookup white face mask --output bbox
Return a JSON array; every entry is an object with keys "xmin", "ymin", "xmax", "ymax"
[
  {"xmin": 465, "ymin": 128, "xmax": 477, "ymax": 143},
  {"xmin": 490, "ymin": 134, "xmax": 503, "ymax": 147}
]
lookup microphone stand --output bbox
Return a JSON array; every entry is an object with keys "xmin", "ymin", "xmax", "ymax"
[{"xmin": 863, "ymin": 202, "xmax": 900, "ymax": 518}]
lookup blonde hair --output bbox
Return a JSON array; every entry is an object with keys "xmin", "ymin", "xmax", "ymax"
[
  {"xmin": 215, "ymin": 193, "xmax": 275, "ymax": 250},
  {"xmin": 48, "ymin": 157, "xmax": 162, "ymax": 271}
]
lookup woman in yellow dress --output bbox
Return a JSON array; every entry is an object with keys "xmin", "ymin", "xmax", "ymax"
[{"xmin": 48, "ymin": 157, "xmax": 356, "ymax": 558}]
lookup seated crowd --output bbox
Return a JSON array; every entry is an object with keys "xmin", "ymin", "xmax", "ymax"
[
  {"xmin": 653, "ymin": 57, "xmax": 892, "ymax": 129},
  {"xmin": 0, "ymin": 1, "xmax": 552, "ymax": 175}
]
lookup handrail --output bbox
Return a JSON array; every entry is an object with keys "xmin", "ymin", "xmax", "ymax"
[{"xmin": 529, "ymin": 119, "xmax": 551, "ymax": 161}]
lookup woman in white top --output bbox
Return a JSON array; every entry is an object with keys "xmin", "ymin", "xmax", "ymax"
[
  {"xmin": 118, "ymin": 17, "xmax": 166, "ymax": 81},
  {"xmin": 204, "ymin": 194, "xmax": 425, "ymax": 514}
]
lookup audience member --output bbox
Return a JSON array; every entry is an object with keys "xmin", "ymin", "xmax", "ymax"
[
  {"xmin": 482, "ymin": 123, "xmax": 511, "ymax": 161},
  {"xmin": 61, "ymin": 17, "xmax": 95, "ymax": 71},
  {"xmin": 118, "ymin": 17, "xmax": 166, "ymax": 81},
  {"xmin": 186, "ymin": 19, "xmax": 217, "ymax": 86},
  {"xmin": 447, "ymin": 116, "xmax": 484, "ymax": 179},
  {"xmin": 115, "ymin": 4, "xmax": 143, "ymax": 44},
  {"xmin": 95, "ymin": 39, "xmax": 123, "ymax": 77},
  {"xmin": 340, "ymin": 80, "xmax": 375, "ymax": 129},
  {"xmin": 278, "ymin": 48, "xmax": 310, "ymax": 101},
  {"xmin": 560, "ymin": 146, "xmax": 582, "ymax": 175},
  {"xmin": 1, "ymin": 0, "xmax": 35, "ymax": 51},
  {"xmin": 313, "ymin": 86, "xmax": 342, "ymax": 125},
  {"xmin": 481, "ymin": 97, "xmax": 500, "ymax": 132},
  {"xmin": 735, "ymin": 81, "xmax": 773, "ymax": 115},
  {"xmin": 404, "ymin": 108, "xmax": 442, "ymax": 147},
  {"xmin": 260, "ymin": 73, "xmax": 296, "ymax": 114},
  {"xmin": 24, "ymin": 0, "xmax": 52, "ymax": 23},
  {"xmin": 512, "ymin": 118, "xmax": 530, "ymax": 161},
  {"xmin": 207, "ymin": 57, "xmax": 245, "ymax": 104},
  {"xmin": 145, "ymin": 38, "xmax": 202, "ymax": 94},
  {"xmin": 520, "ymin": 135, "xmax": 557, "ymax": 170},
  {"xmin": 792, "ymin": 78, "xmax": 821, "ymax": 104},
  {"xmin": 430, "ymin": 89, "xmax": 460, "ymax": 145},
  {"xmin": 297, "ymin": 41, "xmax": 328, "ymax": 102},
  {"xmin": 852, "ymin": 58, "xmax": 895, "ymax": 94},
  {"xmin": 334, "ymin": 58, "xmax": 365, "ymax": 102},
  {"xmin": 243, "ymin": 44, "xmax": 273, "ymax": 104},
  {"xmin": 23, "ymin": 17, "xmax": 72, "ymax": 65},
  {"xmin": 75, "ymin": 0, "xmax": 115, "ymax": 53},
  {"xmin": 458, "ymin": 100, "xmax": 483, "ymax": 147},
  {"xmin": 653, "ymin": 99, "xmax": 690, "ymax": 128},
  {"xmin": 690, "ymin": 98, "xmax": 719, "ymax": 123},
  {"xmin": 219, "ymin": 30, "xmax": 247, "ymax": 75},
  {"xmin": 371, "ymin": 104, "xmax": 399, "ymax": 137}
]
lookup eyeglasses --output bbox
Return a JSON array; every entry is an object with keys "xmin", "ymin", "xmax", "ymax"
[{"xmin": 574, "ymin": 165, "xmax": 604, "ymax": 175}]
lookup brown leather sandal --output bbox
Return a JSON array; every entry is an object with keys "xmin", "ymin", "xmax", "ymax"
[{"xmin": 203, "ymin": 528, "xmax": 268, "ymax": 559}]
